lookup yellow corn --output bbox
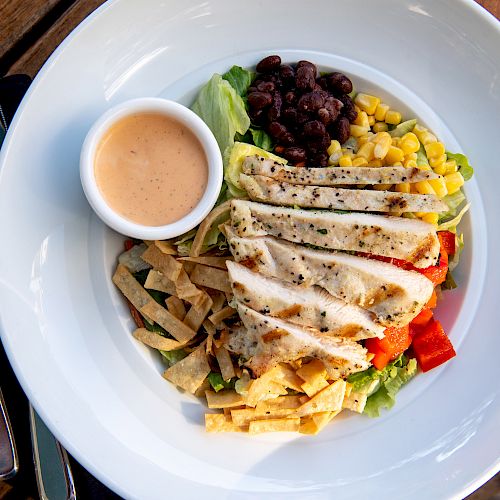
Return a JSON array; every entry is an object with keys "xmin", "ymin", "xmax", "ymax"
[
  {"xmin": 405, "ymin": 152, "xmax": 418, "ymax": 161},
  {"xmin": 373, "ymin": 183, "xmax": 392, "ymax": 191},
  {"xmin": 429, "ymin": 154, "xmax": 447, "ymax": 169},
  {"xmin": 350, "ymin": 125, "xmax": 370, "ymax": 137},
  {"xmin": 372, "ymin": 121, "xmax": 388, "ymax": 133},
  {"xmin": 328, "ymin": 151, "xmax": 342, "ymax": 166},
  {"xmin": 373, "ymin": 134, "xmax": 392, "ymax": 159},
  {"xmin": 415, "ymin": 180, "xmax": 436, "ymax": 195},
  {"xmin": 327, "ymin": 140, "xmax": 341, "ymax": 156},
  {"xmin": 374, "ymin": 103, "xmax": 390, "ymax": 121},
  {"xmin": 428, "ymin": 176, "xmax": 448, "ymax": 198},
  {"xmin": 338, "ymin": 154, "xmax": 353, "ymax": 167},
  {"xmin": 341, "ymin": 148, "xmax": 354, "ymax": 157},
  {"xmin": 357, "ymin": 141, "xmax": 375, "ymax": 161},
  {"xmin": 367, "ymin": 159, "xmax": 384, "ymax": 167},
  {"xmin": 391, "ymin": 137, "xmax": 400, "ymax": 146},
  {"xmin": 410, "ymin": 184, "xmax": 419, "ymax": 194},
  {"xmin": 354, "ymin": 93, "xmax": 380, "ymax": 115},
  {"xmin": 392, "ymin": 161, "xmax": 404, "ymax": 166},
  {"xmin": 425, "ymin": 142, "xmax": 446, "ymax": 158},
  {"xmin": 444, "ymin": 160, "xmax": 458, "ymax": 174},
  {"xmin": 385, "ymin": 110, "xmax": 402, "ymax": 125},
  {"xmin": 353, "ymin": 110, "xmax": 370, "ymax": 128},
  {"xmin": 395, "ymin": 182, "xmax": 411, "ymax": 193},
  {"xmin": 385, "ymin": 146, "xmax": 404, "ymax": 164},
  {"xmin": 368, "ymin": 115, "xmax": 376, "ymax": 126},
  {"xmin": 413, "ymin": 124, "xmax": 427, "ymax": 141},
  {"xmin": 420, "ymin": 131, "xmax": 437, "ymax": 145},
  {"xmin": 444, "ymin": 172, "xmax": 465, "ymax": 194},
  {"xmin": 404, "ymin": 158, "xmax": 418, "ymax": 168},
  {"xmin": 420, "ymin": 213, "xmax": 439, "ymax": 226},
  {"xmin": 352, "ymin": 157, "xmax": 369, "ymax": 167},
  {"xmin": 418, "ymin": 164, "xmax": 432, "ymax": 171},
  {"xmin": 399, "ymin": 132, "xmax": 420, "ymax": 155},
  {"xmin": 432, "ymin": 163, "xmax": 448, "ymax": 175}
]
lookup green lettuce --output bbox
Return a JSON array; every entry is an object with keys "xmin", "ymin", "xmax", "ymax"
[
  {"xmin": 222, "ymin": 65, "xmax": 254, "ymax": 97},
  {"xmin": 208, "ymin": 372, "xmax": 236, "ymax": 392},
  {"xmin": 439, "ymin": 189, "xmax": 466, "ymax": 223},
  {"xmin": 191, "ymin": 73, "xmax": 250, "ymax": 159},
  {"xmin": 250, "ymin": 128, "xmax": 273, "ymax": 151},
  {"xmin": 437, "ymin": 203, "xmax": 470, "ymax": 232},
  {"xmin": 160, "ymin": 349, "xmax": 188, "ymax": 368},
  {"xmin": 446, "ymin": 151, "xmax": 474, "ymax": 181},
  {"xmin": 416, "ymin": 143, "xmax": 429, "ymax": 167},
  {"xmin": 389, "ymin": 119, "xmax": 417, "ymax": 137}
]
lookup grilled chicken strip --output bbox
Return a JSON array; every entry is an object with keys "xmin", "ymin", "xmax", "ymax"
[
  {"xmin": 225, "ymin": 228, "xmax": 433, "ymax": 327},
  {"xmin": 226, "ymin": 303, "xmax": 371, "ymax": 379},
  {"xmin": 240, "ymin": 174, "xmax": 447, "ymax": 213},
  {"xmin": 242, "ymin": 155, "xmax": 440, "ymax": 185},
  {"xmin": 230, "ymin": 199, "xmax": 440, "ymax": 268},
  {"xmin": 227, "ymin": 261, "xmax": 384, "ymax": 340}
]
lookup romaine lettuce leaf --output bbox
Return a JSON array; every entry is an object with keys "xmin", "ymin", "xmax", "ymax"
[
  {"xmin": 208, "ymin": 372, "xmax": 236, "ymax": 392},
  {"xmin": 389, "ymin": 119, "xmax": 417, "ymax": 137},
  {"xmin": 416, "ymin": 143, "xmax": 429, "ymax": 167},
  {"xmin": 222, "ymin": 66, "xmax": 254, "ymax": 97},
  {"xmin": 191, "ymin": 74, "xmax": 250, "ymax": 160},
  {"xmin": 437, "ymin": 203, "xmax": 470, "ymax": 232},
  {"xmin": 250, "ymin": 128, "xmax": 273, "ymax": 151},
  {"xmin": 446, "ymin": 151, "xmax": 474, "ymax": 181},
  {"xmin": 439, "ymin": 189, "xmax": 466, "ymax": 223},
  {"xmin": 160, "ymin": 349, "xmax": 188, "ymax": 368}
]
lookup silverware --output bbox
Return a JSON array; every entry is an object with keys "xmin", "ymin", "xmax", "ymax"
[
  {"xmin": 30, "ymin": 405, "xmax": 76, "ymax": 499},
  {"xmin": 0, "ymin": 387, "xmax": 18, "ymax": 480}
]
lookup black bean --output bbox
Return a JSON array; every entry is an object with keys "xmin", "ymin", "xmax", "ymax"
[
  {"xmin": 296, "ymin": 60, "xmax": 318, "ymax": 77},
  {"xmin": 248, "ymin": 108, "xmax": 264, "ymax": 125},
  {"xmin": 268, "ymin": 121, "xmax": 288, "ymax": 139},
  {"xmin": 296, "ymin": 111, "xmax": 310, "ymax": 125},
  {"xmin": 338, "ymin": 94, "xmax": 357, "ymax": 122},
  {"xmin": 279, "ymin": 65, "xmax": 295, "ymax": 87},
  {"xmin": 317, "ymin": 107, "xmax": 331, "ymax": 125},
  {"xmin": 280, "ymin": 132, "xmax": 296, "ymax": 146},
  {"xmin": 316, "ymin": 77, "xmax": 328, "ymax": 90},
  {"xmin": 297, "ymin": 91, "xmax": 327, "ymax": 113},
  {"xmin": 331, "ymin": 116, "xmax": 350, "ymax": 144},
  {"xmin": 313, "ymin": 152, "xmax": 329, "ymax": 167},
  {"xmin": 326, "ymin": 72, "xmax": 353, "ymax": 94},
  {"xmin": 295, "ymin": 66, "xmax": 316, "ymax": 91},
  {"xmin": 267, "ymin": 92, "xmax": 282, "ymax": 121},
  {"xmin": 284, "ymin": 91, "xmax": 297, "ymax": 105},
  {"xmin": 283, "ymin": 107, "xmax": 298, "ymax": 125},
  {"xmin": 256, "ymin": 81, "xmax": 275, "ymax": 93},
  {"xmin": 283, "ymin": 147, "xmax": 307, "ymax": 164},
  {"xmin": 323, "ymin": 96, "xmax": 343, "ymax": 122},
  {"xmin": 303, "ymin": 120, "xmax": 326, "ymax": 138},
  {"xmin": 247, "ymin": 91, "xmax": 273, "ymax": 110},
  {"xmin": 256, "ymin": 55, "xmax": 282, "ymax": 73}
]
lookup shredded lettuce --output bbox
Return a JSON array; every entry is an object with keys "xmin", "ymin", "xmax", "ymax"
[
  {"xmin": 389, "ymin": 119, "xmax": 417, "ymax": 138},
  {"xmin": 438, "ymin": 203, "xmax": 470, "ymax": 232},
  {"xmin": 439, "ymin": 189, "xmax": 466, "ymax": 223},
  {"xmin": 222, "ymin": 65, "xmax": 254, "ymax": 98},
  {"xmin": 250, "ymin": 128, "xmax": 273, "ymax": 151},
  {"xmin": 208, "ymin": 372, "xmax": 236, "ymax": 392},
  {"xmin": 446, "ymin": 151, "xmax": 474, "ymax": 181},
  {"xmin": 160, "ymin": 349, "xmax": 188, "ymax": 368},
  {"xmin": 191, "ymin": 73, "xmax": 250, "ymax": 161},
  {"xmin": 416, "ymin": 143, "xmax": 429, "ymax": 167}
]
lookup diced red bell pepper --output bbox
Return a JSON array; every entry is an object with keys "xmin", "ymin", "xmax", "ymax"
[
  {"xmin": 412, "ymin": 319, "xmax": 456, "ymax": 372},
  {"xmin": 418, "ymin": 250, "xmax": 448, "ymax": 286},
  {"xmin": 411, "ymin": 307, "xmax": 433, "ymax": 327},
  {"xmin": 124, "ymin": 239, "xmax": 134, "ymax": 251},
  {"xmin": 438, "ymin": 230, "xmax": 456, "ymax": 256},
  {"xmin": 366, "ymin": 325, "xmax": 412, "ymax": 370},
  {"xmin": 426, "ymin": 289, "xmax": 437, "ymax": 309}
]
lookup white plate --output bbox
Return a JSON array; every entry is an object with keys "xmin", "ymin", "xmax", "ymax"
[{"xmin": 1, "ymin": 1, "xmax": 499, "ymax": 498}]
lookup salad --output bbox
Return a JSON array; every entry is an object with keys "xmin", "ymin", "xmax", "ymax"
[{"xmin": 113, "ymin": 55, "xmax": 472, "ymax": 434}]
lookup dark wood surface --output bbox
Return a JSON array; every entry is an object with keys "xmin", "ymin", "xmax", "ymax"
[{"xmin": 0, "ymin": 0, "xmax": 499, "ymax": 498}]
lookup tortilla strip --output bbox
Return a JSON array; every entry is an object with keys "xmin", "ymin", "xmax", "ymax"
[
  {"xmin": 144, "ymin": 270, "xmax": 177, "ymax": 295},
  {"xmin": 208, "ymin": 306, "xmax": 236, "ymax": 326},
  {"xmin": 205, "ymin": 390, "xmax": 243, "ymax": 409},
  {"xmin": 205, "ymin": 414, "xmax": 245, "ymax": 433},
  {"xmin": 210, "ymin": 292, "xmax": 226, "ymax": 313},
  {"xmin": 190, "ymin": 265, "xmax": 232, "ymax": 293},
  {"xmin": 214, "ymin": 346, "xmax": 236, "ymax": 381},
  {"xmin": 248, "ymin": 417, "xmax": 300, "ymax": 434},
  {"xmin": 154, "ymin": 240, "xmax": 177, "ymax": 255},
  {"xmin": 183, "ymin": 292, "xmax": 213, "ymax": 331},
  {"xmin": 178, "ymin": 256, "xmax": 231, "ymax": 270},
  {"xmin": 132, "ymin": 328, "xmax": 185, "ymax": 351},
  {"xmin": 165, "ymin": 296, "xmax": 186, "ymax": 320},
  {"xmin": 242, "ymin": 155, "xmax": 440, "ymax": 185},
  {"xmin": 296, "ymin": 380, "xmax": 346, "ymax": 417},
  {"xmin": 113, "ymin": 264, "xmax": 153, "ymax": 311},
  {"xmin": 190, "ymin": 200, "xmax": 232, "ymax": 257},
  {"xmin": 240, "ymin": 174, "xmax": 448, "ymax": 213},
  {"xmin": 163, "ymin": 344, "xmax": 210, "ymax": 393},
  {"xmin": 140, "ymin": 301, "xmax": 197, "ymax": 343}
]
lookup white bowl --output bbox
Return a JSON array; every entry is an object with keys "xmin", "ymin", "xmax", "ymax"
[{"xmin": 80, "ymin": 97, "xmax": 223, "ymax": 239}]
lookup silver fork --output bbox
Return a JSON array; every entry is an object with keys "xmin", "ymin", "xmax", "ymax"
[{"xmin": 0, "ymin": 387, "xmax": 18, "ymax": 480}]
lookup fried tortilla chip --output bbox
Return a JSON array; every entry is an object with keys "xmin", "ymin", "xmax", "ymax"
[
  {"xmin": 132, "ymin": 328, "xmax": 185, "ymax": 351},
  {"xmin": 183, "ymin": 292, "xmax": 213, "ymax": 331},
  {"xmin": 178, "ymin": 256, "xmax": 231, "ymax": 269},
  {"xmin": 248, "ymin": 417, "xmax": 300, "ymax": 434},
  {"xmin": 154, "ymin": 240, "xmax": 177, "ymax": 255},
  {"xmin": 190, "ymin": 265, "xmax": 232, "ymax": 293},
  {"xmin": 205, "ymin": 413, "xmax": 245, "ymax": 433},
  {"xmin": 208, "ymin": 306, "xmax": 236, "ymax": 327},
  {"xmin": 144, "ymin": 270, "xmax": 177, "ymax": 295},
  {"xmin": 113, "ymin": 264, "xmax": 152, "ymax": 311},
  {"xmin": 205, "ymin": 390, "xmax": 244, "ymax": 409},
  {"xmin": 165, "ymin": 296, "xmax": 187, "ymax": 320},
  {"xmin": 214, "ymin": 346, "xmax": 236, "ymax": 381},
  {"xmin": 296, "ymin": 380, "xmax": 346, "ymax": 417},
  {"xmin": 163, "ymin": 344, "xmax": 210, "ymax": 393}
]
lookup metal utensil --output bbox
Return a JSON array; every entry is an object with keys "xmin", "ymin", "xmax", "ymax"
[{"xmin": 0, "ymin": 387, "xmax": 18, "ymax": 480}]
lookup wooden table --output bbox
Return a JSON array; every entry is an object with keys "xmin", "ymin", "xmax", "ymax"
[{"xmin": 0, "ymin": 0, "xmax": 499, "ymax": 498}]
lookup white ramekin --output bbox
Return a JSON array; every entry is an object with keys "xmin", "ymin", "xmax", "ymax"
[{"xmin": 80, "ymin": 97, "xmax": 223, "ymax": 240}]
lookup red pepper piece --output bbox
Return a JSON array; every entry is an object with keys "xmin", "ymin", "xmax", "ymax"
[
  {"xmin": 366, "ymin": 325, "xmax": 412, "ymax": 370},
  {"xmin": 124, "ymin": 239, "xmax": 134, "ymax": 251},
  {"xmin": 411, "ymin": 308, "xmax": 433, "ymax": 327},
  {"xmin": 438, "ymin": 230, "xmax": 456, "ymax": 256}
]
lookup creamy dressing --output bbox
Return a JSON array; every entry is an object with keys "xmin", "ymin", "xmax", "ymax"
[{"xmin": 94, "ymin": 112, "xmax": 208, "ymax": 226}]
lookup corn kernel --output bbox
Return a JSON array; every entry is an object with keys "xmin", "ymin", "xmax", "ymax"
[
  {"xmin": 420, "ymin": 131, "xmax": 437, "ymax": 145},
  {"xmin": 405, "ymin": 152, "xmax": 418, "ymax": 161},
  {"xmin": 410, "ymin": 184, "xmax": 419, "ymax": 194},
  {"xmin": 395, "ymin": 182, "xmax": 411, "ymax": 193},
  {"xmin": 425, "ymin": 142, "xmax": 446, "ymax": 158},
  {"xmin": 415, "ymin": 180, "xmax": 436, "ymax": 195},
  {"xmin": 392, "ymin": 162, "xmax": 404, "ymax": 166},
  {"xmin": 373, "ymin": 183, "xmax": 392, "ymax": 191},
  {"xmin": 352, "ymin": 157, "xmax": 369, "ymax": 167},
  {"xmin": 372, "ymin": 131, "xmax": 390, "ymax": 143},
  {"xmin": 385, "ymin": 146, "xmax": 404, "ymax": 164},
  {"xmin": 373, "ymin": 134, "xmax": 392, "ymax": 159},
  {"xmin": 328, "ymin": 151, "xmax": 342, "ymax": 166},
  {"xmin": 350, "ymin": 125, "xmax": 370, "ymax": 137},
  {"xmin": 404, "ymin": 159, "xmax": 418, "ymax": 168},
  {"xmin": 338, "ymin": 155, "xmax": 353, "ymax": 167},
  {"xmin": 444, "ymin": 172, "xmax": 465, "ymax": 194},
  {"xmin": 399, "ymin": 132, "xmax": 420, "ymax": 155},
  {"xmin": 391, "ymin": 137, "xmax": 400, "ymax": 146},
  {"xmin": 368, "ymin": 115, "xmax": 376, "ymax": 126},
  {"xmin": 372, "ymin": 121, "xmax": 388, "ymax": 133},
  {"xmin": 367, "ymin": 159, "xmax": 384, "ymax": 167},
  {"xmin": 433, "ymin": 163, "xmax": 447, "ymax": 175},
  {"xmin": 354, "ymin": 93, "xmax": 380, "ymax": 115},
  {"xmin": 444, "ymin": 160, "xmax": 458, "ymax": 174},
  {"xmin": 353, "ymin": 110, "xmax": 370, "ymax": 128},
  {"xmin": 414, "ymin": 211, "xmax": 426, "ymax": 218},
  {"xmin": 413, "ymin": 124, "xmax": 427, "ymax": 140},
  {"xmin": 341, "ymin": 148, "xmax": 354, "ymax": 157},
  {"xmin": 418, "ymin": 164, "xmax": 432, "ymax": 171},
  {"xmin": 429, "ymin": 154, "xmax": 447, "ymax": 169},
  {"xmin": 421, "ymin": 213, "xmax": 439, "ymax": 226},
  {"xmin": 374, "ymin": 103, "xmax": 390, "ymax": 121},
  {"xmin": 327, "ymin": 140, "xmax": 341, "ymax": 156},
  {"xmin": 428, "ymin": 176, "xmax": 448, "ymax": 198},
  {"xmin": 385, "ymin": 110, "xmax": 402, "ymax": 125},
  {"xmin": 357, "ymin": 141, "xmax": 375, "ymax": 161}
]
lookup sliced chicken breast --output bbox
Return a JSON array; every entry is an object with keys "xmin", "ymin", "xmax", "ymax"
[
  {"xmin": 242, "ymin": 155, "xmax": 440, "ymax": 185},
  {"xmin": 227, "ymin": 261, "xmax": 384, "ymax": 340},
  {"xmin": 226, "ymin": 303, "xmax": 371, "ymax": 379},
  {"xmin": 225, "ymin": 227, "xmax": 433, "ymax": 327},
  {"xmin": 240, "ymin": 174, "xmax": 447, "ymax": 213},
  {"xmin": 230, "ymin": 199, "xmax": 440, "ymax": 268}
]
